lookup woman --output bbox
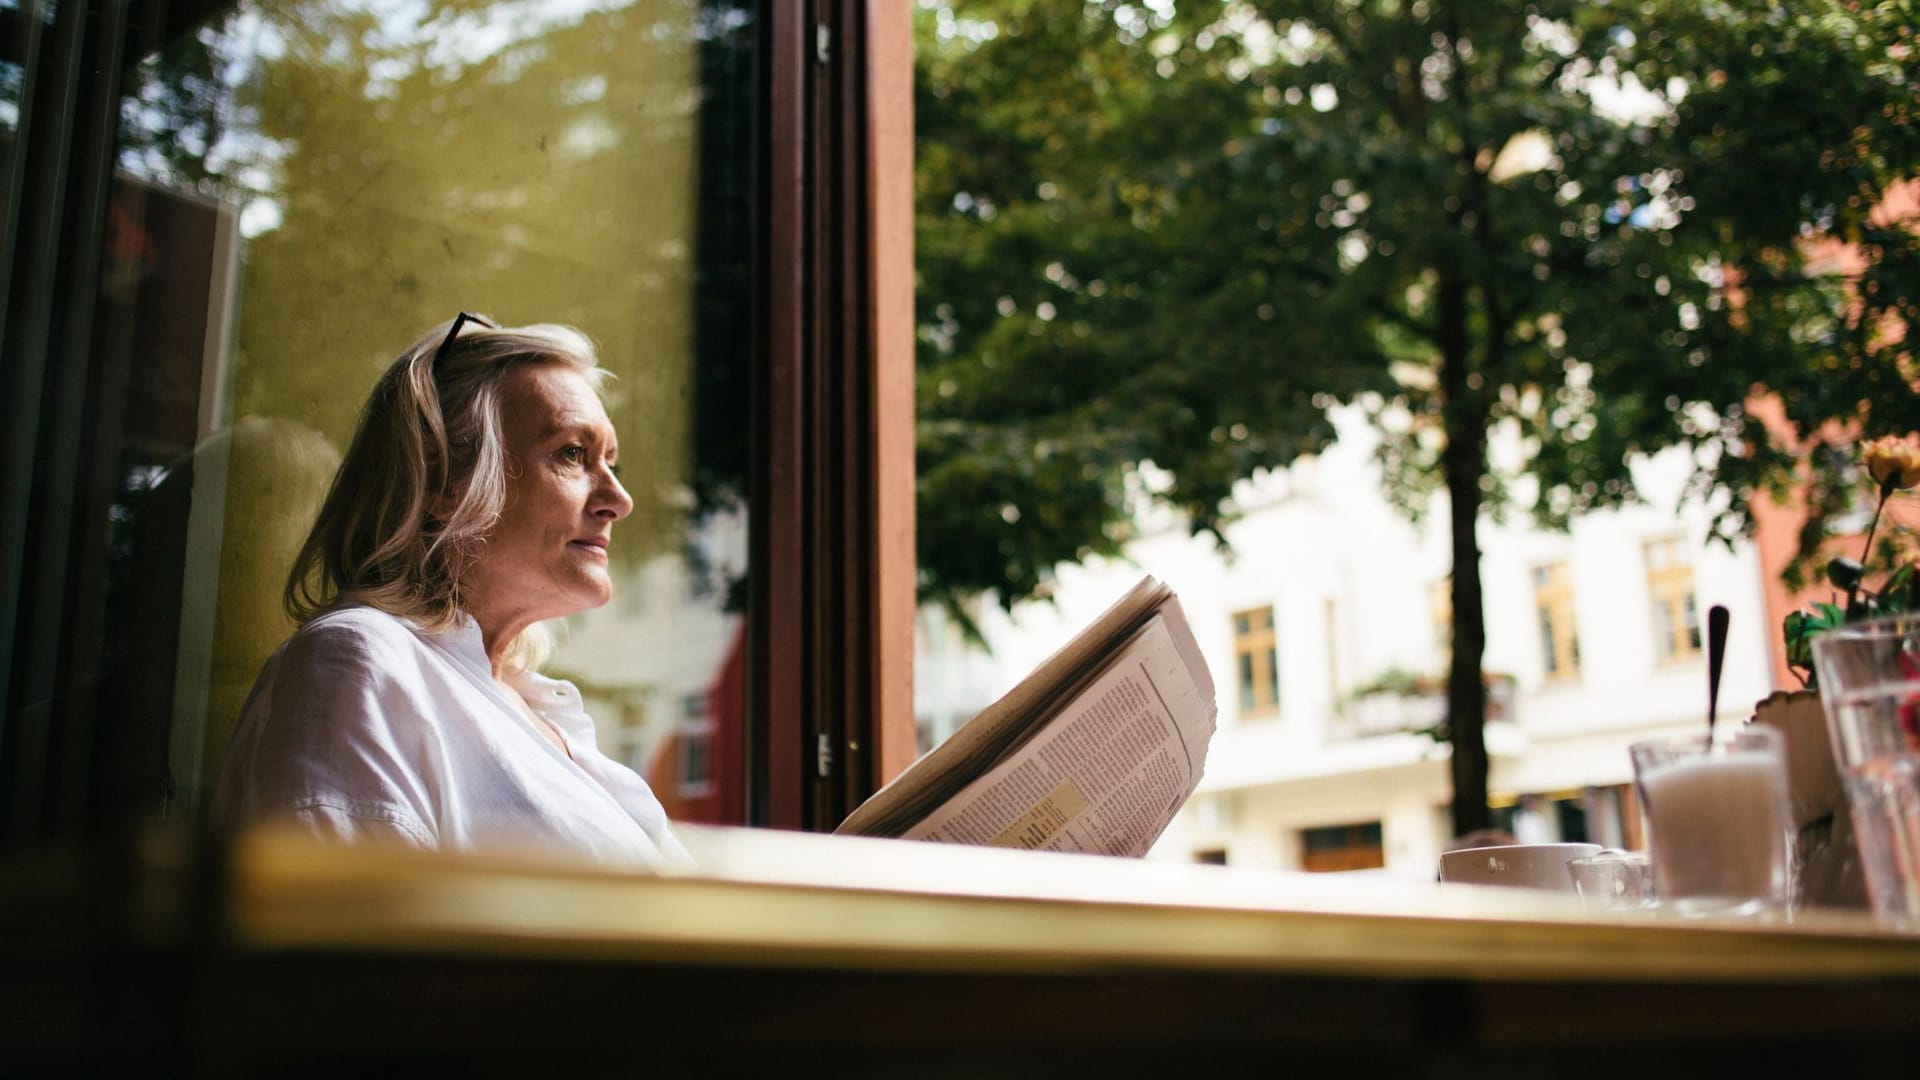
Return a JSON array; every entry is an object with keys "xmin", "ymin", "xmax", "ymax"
[{"xmin": 215, "ymin": 314, "xmax": 688, "ymax": 868}]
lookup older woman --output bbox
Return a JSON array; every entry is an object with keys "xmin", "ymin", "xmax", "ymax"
[{"xmin": 215, "ymin": 314, "xmax": 687, "ymax": 868}]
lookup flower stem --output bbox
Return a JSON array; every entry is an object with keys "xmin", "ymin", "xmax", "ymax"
[{"xmin": 1852, "ymin": 480, "xmax": 1897, "ymax": 616}]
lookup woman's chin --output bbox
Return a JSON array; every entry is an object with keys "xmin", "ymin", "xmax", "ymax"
[{"xmin": 582, "ymin": 576, "xmax": 616, "ymax": 610}]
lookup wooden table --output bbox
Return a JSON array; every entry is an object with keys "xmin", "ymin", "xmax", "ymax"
[{"xmin": 8, "ymin": 824, "xmax": 1920, "ymax": 1075}]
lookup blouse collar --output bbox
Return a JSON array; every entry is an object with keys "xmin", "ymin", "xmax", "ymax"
[
  {"xmin": 427, "ymin": 612, "xmax": 495, "ymax": 684},
  {"xmin": 430, "ymin": 613, "xmax": 587, "ymax": 725}
]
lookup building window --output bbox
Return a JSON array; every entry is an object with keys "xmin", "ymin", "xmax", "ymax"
[
  {"xmin": 1232, "ymin": 606, "xmax": 1280, "ymax": 716},
  {"xmin": 1299, "ymin": 822, "xmax": 1385, "ymax": 873},
  {"xmin": 1194, "ymin": 849, "xmax": 1229, "ymax": 866},
  {"xmin": 1645, "ymin": 536, "xmax": 1703, "ymax": 661},
  {"xmin": 677, "ymin": 694, "xmax": 714, "ymax": 797},
  {"xmin": 1531, "ymin": 562, "xmax": 1580, "ymax": 679}
]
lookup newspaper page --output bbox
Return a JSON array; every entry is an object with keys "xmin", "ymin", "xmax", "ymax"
[
  {"xmin": 837, "ymin": 577, "xmax": 1179, "ymax": 839},
  {"xmin": 899, "ymin": 613, "xmax": 1216, "ymax": 857}
]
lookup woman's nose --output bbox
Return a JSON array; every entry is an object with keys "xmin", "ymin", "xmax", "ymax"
[{"xmin": 594, "ymin": 467, "xmax": 634, "ymax": 520}]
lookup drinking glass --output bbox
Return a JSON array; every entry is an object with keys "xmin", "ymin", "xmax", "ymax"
[
  {"xmin": 1568, "ymin": 850, "xmax": 1656, "ymax": 911},
  {"xmin": 1811, "ymin": 617, "xmax": 1920, "ymax": 927},
  {"xmin": 1629, "ymin": 728, "xmax": 1792, "ymax": 917}
]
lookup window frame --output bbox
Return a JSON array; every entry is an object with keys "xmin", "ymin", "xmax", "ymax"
[
  {"xmin": 1298, "ymin": 821, "xmax": 1385, "ymax": 873},
  {"xmin": 1644, "ymin": 535, "xmax": 1703, "ymax": 663},
  {"xmin": 756, "ymin": 0, "xmax": 914, "ymax": 831},
  {"xmin": 1231, "ymin": 605, "xmax": 1281, "ymax": 718},
  {"xmin": 1530, "ymin": 561, "xmax": 1581, "ymax": 682}
]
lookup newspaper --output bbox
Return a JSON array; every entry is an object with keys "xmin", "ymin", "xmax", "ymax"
[{"xmin": 836, "ymin": 576, "xmax": 1217, "ymax": 857}]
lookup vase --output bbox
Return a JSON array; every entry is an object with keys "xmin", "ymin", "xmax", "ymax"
[{"xmin": 1747, "ymin": 689, "xmax": 1869, "ymax": 910}]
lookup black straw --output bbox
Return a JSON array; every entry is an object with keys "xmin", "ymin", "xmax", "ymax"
[{"xmin": 1706, "ymin": 604, "xmax": 1730, "ymax": 739}]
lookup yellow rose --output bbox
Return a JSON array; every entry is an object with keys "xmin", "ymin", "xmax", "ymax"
[{"xmin": 1863, "ymin": 436, "xmax": 1920, "ymax": 490}]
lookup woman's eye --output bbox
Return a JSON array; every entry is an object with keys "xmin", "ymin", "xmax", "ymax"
[{"xmin": 561, "ymin": 445, "xmax": 586, "ymax": 464}]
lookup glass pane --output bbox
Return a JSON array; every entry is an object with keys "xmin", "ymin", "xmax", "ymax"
[{"xmin": 105, "ymin": 0, "xmax": 756, "ymax": 825}]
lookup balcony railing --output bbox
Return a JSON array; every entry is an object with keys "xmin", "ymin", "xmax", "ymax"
[{"xmin": 1335, "ymin": 678, "xmax": 1516, "ymax": 741}]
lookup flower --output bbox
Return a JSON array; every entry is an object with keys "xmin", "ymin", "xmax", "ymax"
[{"xmin": 1863, "ymin": 435, "xmax": 1920, "ymax": 491}]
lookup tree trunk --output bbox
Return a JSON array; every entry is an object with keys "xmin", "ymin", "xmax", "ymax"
[{"xmin": 1436, "ymin": 268, "xmax": 1491, "ymax": 840}]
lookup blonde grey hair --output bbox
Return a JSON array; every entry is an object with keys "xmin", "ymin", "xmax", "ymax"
[{"xmin": 285, "ymin": 316, "xmax": 611, "ymax": 672}]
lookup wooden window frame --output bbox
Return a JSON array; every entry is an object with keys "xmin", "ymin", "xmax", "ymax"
[{"xmin": 756, "ymin": 0, "xmax": 914, "ymax": 830}]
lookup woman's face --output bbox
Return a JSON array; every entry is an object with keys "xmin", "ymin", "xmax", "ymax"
[{"xmin": 460, "ymin": 363, "xmax": 633, "ymax": 630}]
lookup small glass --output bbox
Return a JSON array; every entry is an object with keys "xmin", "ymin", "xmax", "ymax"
[
  {"xmin": 1629, "ymin": 727, "xmax": 1792, "ymax": 917},
  {"xmin": 1811, "ymin": 617, "xmax": 1920, "ymax": 927},
  {"xmin": 1568, "ymin": 850, "xmax": 1656, "ymax": 911}
]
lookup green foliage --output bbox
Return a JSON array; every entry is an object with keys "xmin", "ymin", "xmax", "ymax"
[
  {"xmin": 1783, "ymin": 602, "xmax": 1849, "ymax": 684},
  {"xmin": 1349, "ymin": 667, "xmax": 1428, "ymax": 699},
  {"xmin": 914, "ymin": 0, "xmax": 1394, "ymax": 619},
  {"xmin": 917, "ymin": 1, "xmax": 1920, "ymax": 617},
  {"xmin": 1787, "ymin": 532, "xmax": 1920, "ymax": 687},
  {"xmin": 1783, "ymin": 560, "xmax": 1918, "ymax": 689}
]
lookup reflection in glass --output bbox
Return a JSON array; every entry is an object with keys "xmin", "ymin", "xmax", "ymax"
[
  {"xmin": 103, "ymin": 0, "xmax": 755, "ymax": 824},
  {"xmin": 2, "ymin": 58, "xmax": 19, "ymax": 136}
]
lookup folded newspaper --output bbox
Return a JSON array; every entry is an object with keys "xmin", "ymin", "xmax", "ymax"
[{"xmin": 836, "ymin": 576, "xmax": 1218, "ymax": 857}]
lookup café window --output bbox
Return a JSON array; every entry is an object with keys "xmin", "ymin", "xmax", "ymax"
[
  {"xmin": 1299, "ymin": 822, "xmax": 1384, "ymax": 873},
  {"xmin": 1531, "ymin": 562, "xmax": 1581, "ymax": 680},
  {"xmin": 1, "ymin": 0, "xmax": 914, "ymax": 846},
  {"xmin": 1232, "ymin": 605, "xmax": 1280, "ymax": 717},
  {"xmin": 1645, "ymin": 536, "xmax": 1703, "ymax": 661}
]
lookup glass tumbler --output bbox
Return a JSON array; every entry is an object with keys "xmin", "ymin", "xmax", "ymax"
[
  {"xmin": 1812, "ymin": 617, "xmax": 1920, "ymax": 927},
  {"xmin": 1629, "ymin": 727, "xmax": 1792, "ymax": 917}
]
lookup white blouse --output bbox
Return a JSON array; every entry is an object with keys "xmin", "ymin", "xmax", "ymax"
[{"xmin": 215, "ymin": 605, "xmax": 689, "ymax": 870}]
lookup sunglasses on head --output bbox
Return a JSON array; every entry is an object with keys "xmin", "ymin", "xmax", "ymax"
[{"xmin": 434, "ymin": 311, "xmax": 498, "ymax": 367}]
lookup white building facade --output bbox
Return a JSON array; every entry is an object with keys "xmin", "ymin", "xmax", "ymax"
[{"xmin": 914, "ymin": 411, "xmax": 1783, "ymax": 880}]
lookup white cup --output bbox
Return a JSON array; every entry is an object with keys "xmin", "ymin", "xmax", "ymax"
[
  {"xmin": 1439, "ymin": 843, "xmax": 1603, "ymax": 892},
  {"xmin": 1629, "ymin": 728, "xmax": 1792, "ymax": 916}
]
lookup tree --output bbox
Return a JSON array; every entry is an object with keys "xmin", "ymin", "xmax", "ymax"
[
  {"xmin": 916, "ymin": 0, "xmax": 1920, "ymax": 835},
  {"xmin": 915, "ymin": 2, "xmax": 1394, "ymax": 623}
]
